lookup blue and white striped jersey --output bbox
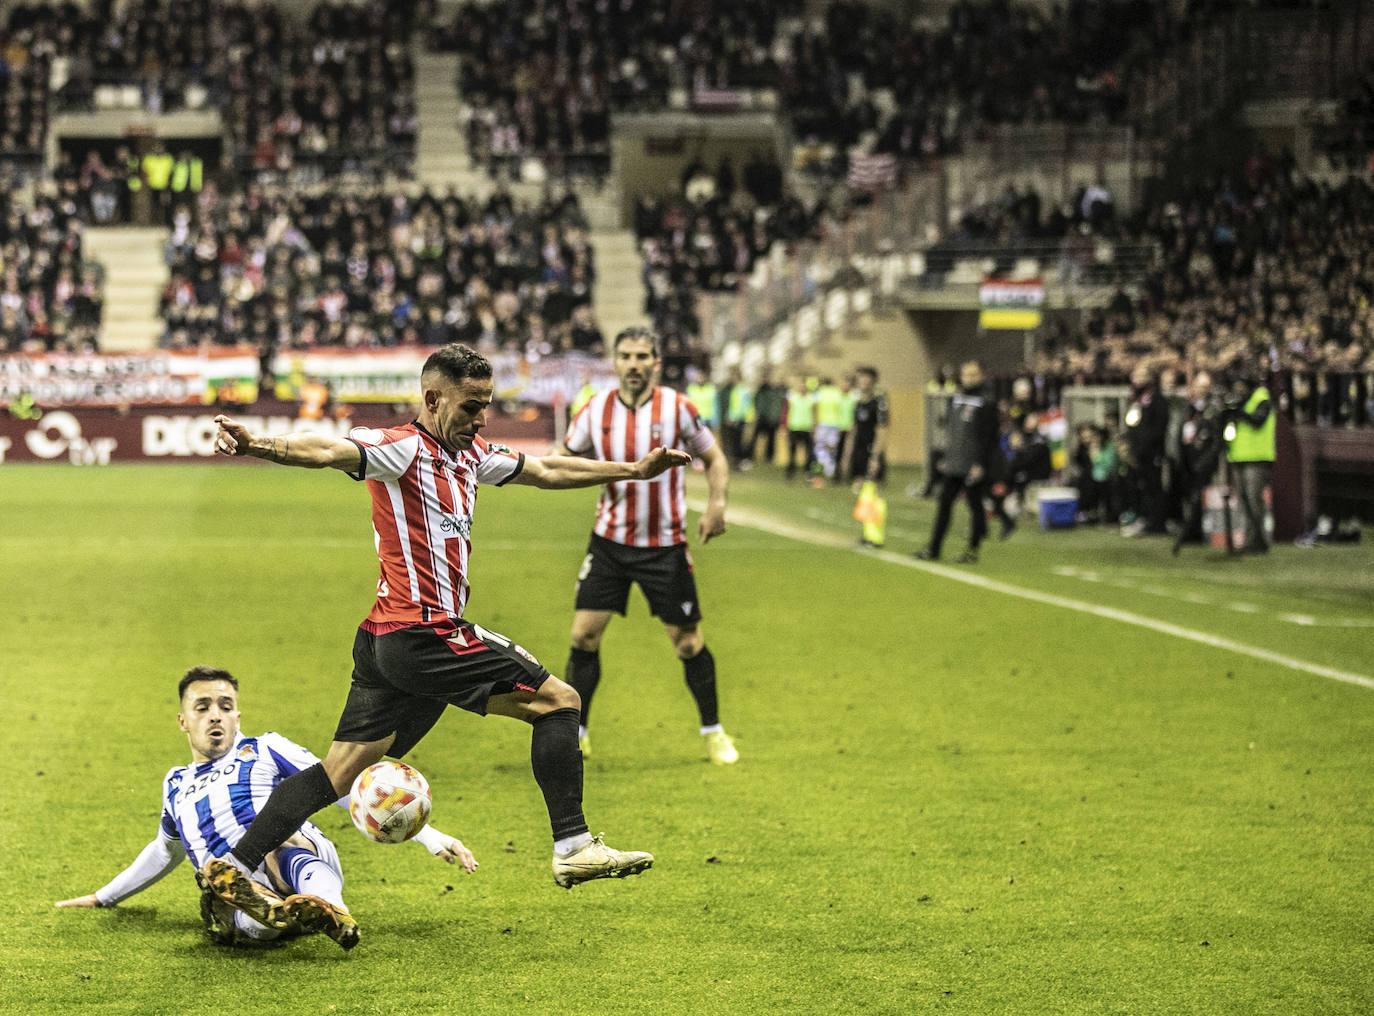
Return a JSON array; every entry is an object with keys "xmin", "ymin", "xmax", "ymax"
[{"xmin": 160, "ymin": 731, "xmax": 325, "ymax": 870}]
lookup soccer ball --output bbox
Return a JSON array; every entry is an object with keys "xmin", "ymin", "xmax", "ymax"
[{"xmin": 348, "ymin": 760, "xmax": 432, "ymax": 844}]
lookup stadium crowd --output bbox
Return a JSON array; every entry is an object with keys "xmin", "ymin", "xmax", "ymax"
[
  {"xmin": 9, "ymin": 0, "xmax": 417, "ymax": 183},
  {"xmin": 157, "ymin": 181, "xmax": 600, "ymax": 360},
  {"xmin": 438, "ymin": 0, "xmax": 798, "ymax": 180},
  {"xmin": 0, "ymin": 6, "xmax": 55, "ymax": 174},
  {"xmin": 1028, "ymin": 160, "xmax": 1374, "ymax": 419},
  {"xmin": 437, "ymin": 0, "xmax": 1167, "ymax": 177},
  {"xmin": 633, "ymin": 153, "xmax": 821, "ymax": 384},
  {"xmin": 0, "ymin": 177, "xmax": 104, "ymax": 353}
]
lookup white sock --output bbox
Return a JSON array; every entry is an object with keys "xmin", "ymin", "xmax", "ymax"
[
  {"xmin": 291, "ymin": 856, "xmax": 346, "ymax": 911},
  {"xmin": 554, "ymin": 832, "xmax": 593, "ymax": 857},
  {"xmin": 233, "ymin": 911, "xmax": 280, "ymax": 941},
  {"xmin": 700, "ymin": 723, "xmax": 723, "ymax": 736}
]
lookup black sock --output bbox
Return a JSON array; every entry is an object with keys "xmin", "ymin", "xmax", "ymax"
[
  {"xmin": 231, "ymin": 763, "xmax": 339, "ymax": 871},
  {"xmin": 530, "ymin": 707, "xmax": 589, "ymax": 843},
  {"xmin": 683, "ymin": 646, "xmax": 720, "ymax": 728},
  {"xmin": 565, "ymin": 647, "xmax": 601, "ymax": 727}
]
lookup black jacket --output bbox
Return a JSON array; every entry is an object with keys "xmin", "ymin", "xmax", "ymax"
[{"xmin": 942, "ymin": 387, "xmax": 1000, "ymax": 478}]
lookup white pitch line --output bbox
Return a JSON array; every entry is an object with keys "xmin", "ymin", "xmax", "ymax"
[
  {"xmin": 701, "ymin": 501, "xmax": 1374, "ymax": 692},
  {"xmin": 1052, "ymin": 564, "xmax": 1374, "ymax": 627}
]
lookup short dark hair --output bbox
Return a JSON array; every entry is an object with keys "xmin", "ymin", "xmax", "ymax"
[
  {"xmin": 178, "ymin": 665, "xmax": 238, "ymax": 702},
  {"xmin": 612, "ymin": 326, "xmax": 660, "ymax": 358},
  {"xmin": 857, "ymin": 366, "xmax": 878, "ymax": 383},
  {"xmin": 421, "ymin": 343, "xmax": 493, "ymax": 385}
]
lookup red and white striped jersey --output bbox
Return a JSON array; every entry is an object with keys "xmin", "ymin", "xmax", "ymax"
[
  {"xmin": 348, "ymin": 422, "xmax": 524, "ymax": 633},
  {"xmin": 564, "ymin": 385, "xmax": 716, "ymax": 547}
]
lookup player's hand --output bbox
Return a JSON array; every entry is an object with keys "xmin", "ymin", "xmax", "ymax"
[
  {"xmin": 967, "ymin": 464, "xmax": 984, "ymax": 484},
  {"xmin": 635, "ymin": 446, "xmax": 692, "ymax": 479},
  {"xmin": 55, "ymin": 894, "xmax": 104, "ymax": 908},
  {"xmin": 424, "ymin": 835, "xmax": 478, "ymax": 873},
  {"xmin": 697, "ymin": 503, "xmax": 727, "ymax": 543},
  {"xmin": 213, "ymin": 415, "xmax": 253, "ymax": 456}
]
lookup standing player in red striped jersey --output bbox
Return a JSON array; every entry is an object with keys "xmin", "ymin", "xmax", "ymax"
[
  {"xmin": 560, "ymin": 327, "xmax": 739, "ymax": 765},
  {"xmin": 197, "ymin": 344, "xmax": 691, "ymax": 934}
]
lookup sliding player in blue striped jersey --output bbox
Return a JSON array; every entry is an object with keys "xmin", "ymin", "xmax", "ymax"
[{"xmin": 55, "ymin": 666, "xmax": 476, "ymax": 950}]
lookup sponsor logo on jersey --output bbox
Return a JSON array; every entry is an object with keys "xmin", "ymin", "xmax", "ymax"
[
  {"xmin": 439, "ymin": 513, "xmax": 472, "ymax": 538},
  {"xmin": 179, "ymin": 759, "xmax": 243, "ymax": 798}
]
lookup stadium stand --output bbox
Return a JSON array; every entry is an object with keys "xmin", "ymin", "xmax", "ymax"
[
  {"xmin": 158, "ymin": 181, "xmax": 597, "ymax": 357},
  {"xmin": 0, "ymin": 0, "xmax": 1368, "ymax": 448},
  {"xmin": 0, "ymin": 178, "xmax": 103, "ymax": 353}
]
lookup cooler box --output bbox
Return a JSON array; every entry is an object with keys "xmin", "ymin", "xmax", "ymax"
[{"xmin": 1037, "ymin": 487, "xmax": 1079, "ymax": 529}]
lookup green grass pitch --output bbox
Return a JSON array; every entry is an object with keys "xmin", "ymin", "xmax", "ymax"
[{"xmin": 2, "ymin": 462, "xmax": 1372, "ymax": 1015}]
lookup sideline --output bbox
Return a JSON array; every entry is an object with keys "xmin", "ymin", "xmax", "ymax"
[
  {"xmin": 1050, "ymin": 564, "xmax": 1374, "ymax": 628},
  {"xmin": 699, "ymin": 500, "xmax": 1374, "ymax": 692}
]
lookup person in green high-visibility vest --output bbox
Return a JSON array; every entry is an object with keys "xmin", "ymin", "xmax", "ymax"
[
  {"xmin": 720, "ymin": 366, "xmax": 753, "ymax": 467},
  {"xmin": 170, "ymin": 150, "xmax": 204, "ymax": 200},
  {"xmin": 684, "ymin": 367, "xmax": 719, "ymax": 433},
  {"xmin": 812, "ymin": 377, "xmax": 846, "ymax": 482},
  {"xmin": 142, "ymin": 141, "xmax": 174, "ymax": 223},
  {"xmin": 835, "ymin": 374, "xmax": 857, "ymax": 484},
  {"xmin": 784, "ymin": 375, "xmax": 815, "ymax": 480},
  {"xmin": 1224, "ymin": 369, "xmax": 1276, "ymax": 554}
]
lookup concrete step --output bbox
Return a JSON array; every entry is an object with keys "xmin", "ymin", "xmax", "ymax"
[
  {"xmin": 84, "ymin": 226, "xmax": 166, "ymax": 351},
  {"xmin": 100, "ymin": 324, "xmax": 161, "ymax": 352}
]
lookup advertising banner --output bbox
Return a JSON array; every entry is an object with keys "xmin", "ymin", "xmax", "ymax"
[
  {"xmin": 2, "ymin": 348, "xmax": 616, "ymax": 411},
  {"xmin": 0, "ymin": 401, "xmax": 555, "ymax": 466}
]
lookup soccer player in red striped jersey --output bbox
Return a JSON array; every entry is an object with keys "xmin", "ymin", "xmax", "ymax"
[
  {"xmin": 197, "ymin": 344, "xmax": 691, "ymax": 930},
  {"xmin": 560, "ymin": 327, "xmax": 739, "ymax": 765}
]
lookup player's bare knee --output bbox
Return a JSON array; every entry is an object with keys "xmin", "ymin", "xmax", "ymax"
[
  {"xmin": 540, "ymin": 677, "xmax": 581, "ymax": 712},
  {"xmin": 322, "ymin": 740, "xmax": 389, "ymax": 795},
  {"xmin": 669, "ymin": 626, "xmax": 703, "ymax": 660},
  {"xmin": 570, "ymin": 628, "xmax": 602, "ymax": 653},
  {"xmin": 279, "ymin": 831, "xmax": 315, "ymax": 852}
]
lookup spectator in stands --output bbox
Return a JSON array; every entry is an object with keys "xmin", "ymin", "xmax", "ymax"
[
  {"xmin": 158, "ymin": 183, "xmax": 593, "ymax": 358},
  {"xmin": 0, "ymin": 184, "xmax": 102, "ymax": 351}
]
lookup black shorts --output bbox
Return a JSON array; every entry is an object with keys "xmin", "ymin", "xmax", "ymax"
[
  {"xmin": 849, "ymin": 437, "xmax": 886, "ymax": 482},
  {"xmin": 575, "ymin": 532, "xmax": 703, "ymax": 625},
  {"xmin": 334, "ymin": 620, "xmax": 550, "ymax": 757}
]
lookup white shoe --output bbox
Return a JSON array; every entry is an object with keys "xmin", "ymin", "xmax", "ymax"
[
  {"xmin": 552, "ymin": 834, "xmax": 653, "ymax": 889},
  {"xmin": 704, "ymin": 729, "xmax": 739, "ymax": 765}
]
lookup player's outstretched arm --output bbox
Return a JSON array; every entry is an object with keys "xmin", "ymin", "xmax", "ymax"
[
  {"xmin": 214, "ymin": 415, "xmax": 362, "ymax": 472},
  {"xmin": 54, "ymin": 834, "xmax": 187, "ymax": 908},
  {"xmin": 412, "ymin": 825, "xmax": 479, "ymax": 873},
  {"xmin": 511, "ymin": 446, "xmax": 691, "ymax": 489}
]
